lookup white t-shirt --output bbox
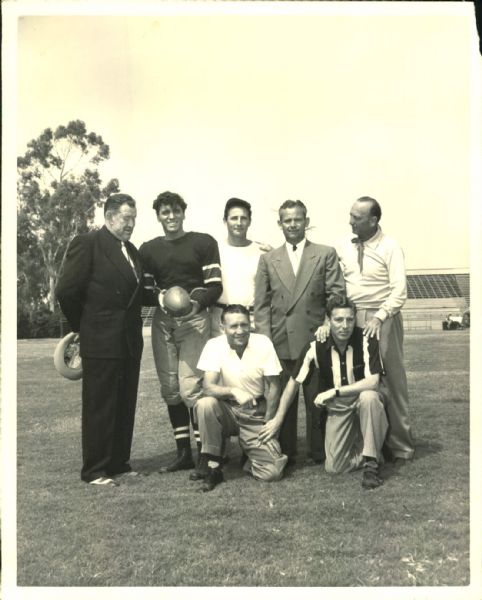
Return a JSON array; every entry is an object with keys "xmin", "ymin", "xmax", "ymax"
[
  {"xmin": 217, "ymin": 241, "xmax": 263, "ymax": 306},
  {"xmin": 197, "ymin": 333, "xmax": 282, "ymax": 398}
]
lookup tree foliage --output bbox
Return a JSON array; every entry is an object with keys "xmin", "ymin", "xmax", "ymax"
[{"xmin": 17, "ymin": 120, "xmax": 120, "ymax": 327}]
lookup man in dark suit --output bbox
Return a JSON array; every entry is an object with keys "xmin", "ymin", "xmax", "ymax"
[
  {"xmin": 254, "ymin": 199, "xmax": 345, "ymax": 464},
  {"xmin": 56, "ymin": 193, "xmax": 144, "ymax": 486}
]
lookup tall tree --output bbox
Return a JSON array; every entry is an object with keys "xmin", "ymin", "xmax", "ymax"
[{"xmin": 17, "ymin": 120, "xmax": 120, "ymax": 313}]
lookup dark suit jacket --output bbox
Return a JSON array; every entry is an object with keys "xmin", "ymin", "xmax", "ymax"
[
  {"xmin": 56, "ymin": 225, "xmax": 144, "ymax": 360},
  {"xmin": 254, "ymin": 240, "xmax": 345, "ymax": 360}
]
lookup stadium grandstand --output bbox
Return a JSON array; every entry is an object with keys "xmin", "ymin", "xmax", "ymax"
[
  {"xmin": 140, "ymin": 268, "xmax": 470, "ymax": 332},
  {"xmin": 403, "ymin": 268, "xmax": 469, "ymax": 330}
]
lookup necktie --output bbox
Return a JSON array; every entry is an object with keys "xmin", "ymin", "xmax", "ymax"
[
  {"xmin": 351, "ymin": 237, "xmax": 364, "ymax": 273},
  {"xmin": 121, "ymin": 242, "xmax": 138, "ymax": 280}
]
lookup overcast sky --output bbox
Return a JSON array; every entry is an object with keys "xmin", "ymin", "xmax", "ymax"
[{"xmin": 15, "ymin": 5, "xmax": 478, "ymax": 270}]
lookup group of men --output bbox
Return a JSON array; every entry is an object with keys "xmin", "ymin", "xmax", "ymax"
[{"xmin": 56, "ymin": 191, "xmax": 414, "ymax": 492}]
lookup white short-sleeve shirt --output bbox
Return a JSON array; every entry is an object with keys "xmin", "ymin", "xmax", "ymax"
[
  {"xmin": 217, "ymin": 241, "xmax": 263, "ymax": 306},
  {"xmin": 197, "ymin": 333, "xmax": 282, "ymax": 398}
]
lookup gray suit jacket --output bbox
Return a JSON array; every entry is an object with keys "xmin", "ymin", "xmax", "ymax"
[{"xmin": 254, "ymin": 240, "xmax": 345, "ymax": 360}]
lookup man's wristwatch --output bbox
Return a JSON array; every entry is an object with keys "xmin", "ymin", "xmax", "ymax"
[{"xmin": 335, "ymin": 386, "xmax": 341, "ymax": 397}]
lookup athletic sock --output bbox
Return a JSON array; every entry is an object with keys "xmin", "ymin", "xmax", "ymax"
[
  {"xmin": 189, "ymin": 407, "xmax": 201, "ymax": 450},
  {"xmin": 167, "ymin": 404, "xmax": 191, "ymax": 451}
]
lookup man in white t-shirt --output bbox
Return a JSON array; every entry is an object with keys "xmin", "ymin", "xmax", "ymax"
[
  {"xmin": 194, "ymin": 304, "xmax": 288, "ymax": 491},
  {"xmin": 211, "ymin": 198, "xmax": 271, "ymax": 336}
]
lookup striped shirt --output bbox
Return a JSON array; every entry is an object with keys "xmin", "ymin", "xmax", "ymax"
[
  {"xmin": 139, "ymin": 231, "xmax": 222, "ymax": 309},
  {"xmin": 292, "ymin": 327, "xmax": 384, "ymax": 393}
]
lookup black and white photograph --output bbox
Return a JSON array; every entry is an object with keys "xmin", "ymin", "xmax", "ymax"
[{"xmin": 3, "ymin": 1, "xmax": 481, "ymax": 599}]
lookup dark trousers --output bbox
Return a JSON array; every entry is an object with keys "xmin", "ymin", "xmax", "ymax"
[
  {"xmin": 279, "ymin": 359, "xmax": 327, "ymax": 462},
  {"xmin": 81, "ymin": 355, "xmax": 140, "ymax": 482}
]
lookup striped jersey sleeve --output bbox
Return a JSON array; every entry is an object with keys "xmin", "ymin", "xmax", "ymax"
[
  {"xmin": 190, "ymin": 234, "xmax": 223, "ymax": 308},
  {"xmin": 201, "ymin": 236, "xmax": 222, "ymax": 286},
  {"xmin": 292, "ymin": 341, "xmax": 317, "ymax": 384}
]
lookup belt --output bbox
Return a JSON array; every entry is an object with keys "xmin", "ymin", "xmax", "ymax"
[
  {"xmin": 214, "ymin": 302, "xmax": 254, "ymax": 311},
  {"xmin": 226, "ymin": 395, "xmax": 265, "ymax": 408}
]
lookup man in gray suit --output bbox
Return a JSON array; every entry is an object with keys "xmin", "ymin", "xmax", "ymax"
[{"xmin": 254, "ymin": 200, "xmax": 345, "ymax": 464}]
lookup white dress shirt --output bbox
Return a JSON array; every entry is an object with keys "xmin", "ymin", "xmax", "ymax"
[{"xmin": 285, "ymin": 237, "xmax": 306, "ymax": 276}]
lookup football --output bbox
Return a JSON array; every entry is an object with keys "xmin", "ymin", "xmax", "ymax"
[{"xmin": 163, "ymin": 286, "xmax": 192, "ymax": 317}]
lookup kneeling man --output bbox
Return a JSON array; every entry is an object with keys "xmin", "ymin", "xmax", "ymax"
[
  {"xmin": 194, "ymin": 304, "xmax": 288, "ymax": 491},
  {"xmin": 259, "ymin": 295, "xmax": 388, "ymax": 489}
]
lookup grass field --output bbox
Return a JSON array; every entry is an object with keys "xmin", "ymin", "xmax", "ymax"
[{"xmin": 15, "ymin": 330, "xmax": 470, "ymax": 588}]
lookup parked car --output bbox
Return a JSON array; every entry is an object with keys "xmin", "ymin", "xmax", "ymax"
[{"xmin": 442, "ymin": 312, "xmax": 468, "ymax": 330}]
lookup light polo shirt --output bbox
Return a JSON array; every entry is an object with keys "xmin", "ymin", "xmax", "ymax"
[
  {"xmin": 197, "ymin": 333, "xmax": 282, "ymax": 398},
  {"xmin": 336, "ymin": 227, "xmax": 407, "ymax": 322},
  {"xmin": 285, "ymin": 237, "xmax": 306, "ymax": 276},
  {"xmin": 217, "ymin": 241, "xmax": 263, "ymax": 306}
]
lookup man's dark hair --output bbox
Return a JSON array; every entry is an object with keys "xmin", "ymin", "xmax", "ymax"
[
  {"xmin": 223, "ymin": 198, "xmax": 252, "ymax": 221},
  {"xmin": 356, "ymin": 196, "xmax": 382, "ymax": 221},
  {"xmin": 153, "ymin": 191, "xmax": 187, "ymax": 215},
  {"xmin": 326, "ymin": 295, "xmax": 357, "ymax": 318},
  {"xmin": 221, "ymin": 304, "xmax": 250, "ymax": 323},
  {"xmin": 278, "ymin": 199, "xmax": 307, "ymax": 219},
  {"xmin": 104, "ymin": 193, "xmax": 136, "ymax": 215}
]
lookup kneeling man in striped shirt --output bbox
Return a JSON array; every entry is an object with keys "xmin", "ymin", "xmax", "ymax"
[
  {"xmin": 259, "ymin": 295, "xmax": 388, "ymax": 489},
  {"xmin": 193, "ymin": 304, "xmax": 288, "ymax": 491}
]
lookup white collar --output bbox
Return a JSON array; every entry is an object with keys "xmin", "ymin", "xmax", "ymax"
[
  {"xmin": 285, "ymin": 237, "xmax": 306, "ymax": 253},
  {"xmin": 363, "ymin": 227, "xmax": 383, "ymax": 248}
]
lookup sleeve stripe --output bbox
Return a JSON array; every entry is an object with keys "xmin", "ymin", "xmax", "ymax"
[
  {"xmin": 202, "ymin": 263, "xmax": 221, "ymax": 271},
  {"xmin": 204, "ymin": 276, "xmax": 222, "ymax": 284},
  {"xmin": 363, "ymin": 335, "xmax": 371, "ymax": 378},
  {"xmin": 295, "ymin": 342, "xmax": 316, "ymax": 383}
]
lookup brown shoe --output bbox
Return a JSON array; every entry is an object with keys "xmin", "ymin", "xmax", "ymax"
[
  {"xmin": 362, "ymin": 459, "xmax": 383, "ymax": 490},
  {"xmin": 189, "ymin": 454, "xmax": 209, "ymax": 481},
  {"xmin": 202, "ymin": 467, "xmax": 224, "ymax": 492},
  {"xmin": 159, "ymin": 448, "xmax": 194, "ymax": 473}
]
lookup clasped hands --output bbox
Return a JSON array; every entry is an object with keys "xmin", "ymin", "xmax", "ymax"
[{"xmin": 230, "ymin": 387, "xmax": 257, "ymax": 407}]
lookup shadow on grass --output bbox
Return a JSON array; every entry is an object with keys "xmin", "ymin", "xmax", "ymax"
[
  {"xmin": 132, "ymin": 447, "xmax": 250, "ymax": 482},
  {"xmin": 132, "ymin": 451, "xmax": 178, "ymax": 474},
  {"xmin": 381, "ymin": 437, "xmax": 444, "ymax": 481},
  {"xmin": 412, "ymin": 437, "xmax": 444, "ymax": 460}
]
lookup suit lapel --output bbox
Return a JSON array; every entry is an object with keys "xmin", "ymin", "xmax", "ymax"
[
  {"xmin": 287, "ymin": 241, "xmax": 320, "ymax": 309},
  {"xmin": 272, "ymin": 245, "xmax": 296, "ymax": 291},
  {"xmin": 99, "ymin": 226, "xmax": 138, "ymax": 286},
  {"xmin": 125, "ymin": 240, "xmax": 142, "ymax": 282},
  {"xmin": 124, "ymin": 241, "xmax": 143, "ymax": 309}
]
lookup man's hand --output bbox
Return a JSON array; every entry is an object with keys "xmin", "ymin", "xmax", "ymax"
[
  {"xmin": 230, "ymin": 387, "xmax": 254, "ymax": 406},
  {"xmin": 257, "ymin": 242, "xmax": 273, "ymax": 253},
  {"xmin": 315, "ymin": 322, "xmax": 330, "ymax": 343},
  {"xmin": 158, "ymin": 290, "xmax": 168, "ymax": 313},
  {"xmin": 314, "ymin": 389, "xmax": 336, "ymax": 407},
  {"xmin": 174, "ymin": 299, "xmax": 201, "ymax": 322},
  {"xmin": 363, "ymin": 317, "xmax": 382, "ymax": 339},
  {"xmin": 258, "ymin": 418, "xmax": 281, "ymax": 444}
]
